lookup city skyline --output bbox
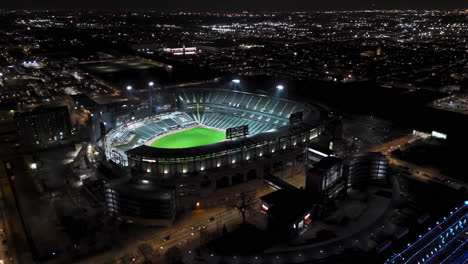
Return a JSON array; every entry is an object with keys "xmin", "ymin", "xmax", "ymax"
[
  {"xmin": 0, "ymin": 6, "xmax": 466, "ymax": 264},
  {"xmin": 2, "ymin": 0, "xmax": 468, "ymax": 11}
]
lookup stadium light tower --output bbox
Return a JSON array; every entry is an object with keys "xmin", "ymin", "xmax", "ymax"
[
  {"xmin": 148, "ymin": 81, "xmax": 155, "ymax": 110},
  {"xmin": 232, "ymin": 79, "xmax": 240, "ymax": 84}
]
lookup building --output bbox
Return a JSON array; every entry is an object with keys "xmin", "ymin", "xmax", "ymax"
[
  {"xmin": 260, "ymin": 189, "xmax": 312, "ymax": 237},
  {"xmin": 70, "ymin": 94, "xmax": 101, "ymax": 113},
  {"xmin": 163, "ymin": 46, "xmax": 198, "ymax": 56},
  {"xmin": 345, "ymin": 152, "xmax": 389, "ymax": 190},
  {"xmin": 0, "ymin": 102, "xmax": 16, "ymax": 122},
  {"xmin": 132, "ymin": 43, "xmax": 160, "ymax": 54},
  {"xmin": 0, "ymin": 72, "xmax": 4, "ymax": 87},
  {"xmin": 15, "ymin": 105, "xmax": 72, "ymax": 147},
  {"xmin": 305, "ymin": 156, "xmax": 347, "ymax": 201},
  {"xmin": 306, "ymin": 144, "xmax": 333, "ymax": 164},
  {"xmin": 105, "ymin": 178, "xmax": 176, "ymax": 226}
]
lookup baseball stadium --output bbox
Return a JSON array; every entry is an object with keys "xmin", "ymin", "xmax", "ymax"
[{"xmin": 95, "ymin": 87, "xmax": 329, "ymax": 221}]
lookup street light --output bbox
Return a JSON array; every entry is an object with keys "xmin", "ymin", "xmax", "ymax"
[
  {"xmin": 148, "ymin": 81, "xmax": 154, "ymax": 86},
  {"xmin": 126, "ymin": 85, "xmax": 132, "ymax": 91},
  {"xmin": 232, "ymin": 79, "xmax": 240, "ymax": 84},
  {"xmin": 276, "ymin": 84, "xmax": 284, "ymax": 90}
]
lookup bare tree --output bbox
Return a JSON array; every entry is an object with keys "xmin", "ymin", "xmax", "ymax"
[{"xmin": 232, "ymin": 192, "xmax": 255, "ymax": 225}]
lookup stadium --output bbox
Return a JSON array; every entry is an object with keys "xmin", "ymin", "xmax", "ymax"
[{"xmin": 95, "ymin": 87, "xmax": 329, "ymax": 222}]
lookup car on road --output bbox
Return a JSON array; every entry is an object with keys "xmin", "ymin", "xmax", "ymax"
[
  {"xmin": 163, "ymin": 235, "xmax": 172, "ymax": 242},
  {"xmin": 208, "ymin": 217, "xmax": 215, "ymax": 222}
]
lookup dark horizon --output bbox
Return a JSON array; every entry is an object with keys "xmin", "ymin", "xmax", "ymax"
[
  {"xmin": 0, "ymin": 4, "xmax": 467, "ymax": 264},
  {"xmin": 2, "ymin": 0, "xmax": 468, "ymax": 11}
]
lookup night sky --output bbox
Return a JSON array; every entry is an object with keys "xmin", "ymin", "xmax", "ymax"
[{"xmin": 2, "ymin": 0, "xmax": 467, "ymax": 10}]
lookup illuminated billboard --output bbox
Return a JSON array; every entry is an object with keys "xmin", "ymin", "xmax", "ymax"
[{"xmin": 431, "ymin": 131, "xmax": 447, "ymax": 140}]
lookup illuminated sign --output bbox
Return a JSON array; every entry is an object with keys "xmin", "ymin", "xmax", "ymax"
[
  {"xmin": 431, "ymin": 131, "xmax": 447, "ymax": 140},
  {"xmin": 307, "ymin": 148, "xmax": 329, "ymax": 157},
  {"xmin": 163, "ymin": 47, "xmax": 197, "ymax": 55}
]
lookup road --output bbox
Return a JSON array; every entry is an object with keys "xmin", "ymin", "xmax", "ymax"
[
  {"xmin": 0, "ymin": 170, "xmax": 13, "ymax": 264},
  {"xmin": 76, "ymin": 205, "xmax": 243, "ymax": 263},
  {"xmin": 365, "ymin": 133, "xmax": 467, "ymax": 191},
  {"xmin": 364, "ymin": 134, "xmax": 419, "ymax": 154},
  {"xmin": 78, "ymin": 169, "xmax": 306, "ymax": 264},
  {"xmin": 0, "ymin": 161, "xmax": 34, "ymax": 264}
]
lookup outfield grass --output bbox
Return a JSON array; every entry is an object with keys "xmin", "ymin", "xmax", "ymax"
[{"xmin": 150, "ymin": 127, "xmax": 226, "ymax": 149}]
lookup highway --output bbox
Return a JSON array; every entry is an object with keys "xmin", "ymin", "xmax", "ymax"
[
  {"xmin": 365, "ymin": 133, "xmax": 467, "ymax": 192},
  {"xmin": 386, "ymin": 204, "xmax": 467, "ymax": 264},
  {"xmin": 364, "ymin": 134, "xmax": 420, "ymax": 154}
]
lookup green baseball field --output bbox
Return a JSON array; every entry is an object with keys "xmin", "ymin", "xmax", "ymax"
[{"xmin": 150, "ymin": 127, "xmax": 226, "ymax": 149}]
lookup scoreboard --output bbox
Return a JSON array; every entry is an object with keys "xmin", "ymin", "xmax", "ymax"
[
  {"xmin": 289, "ymin": 111, "xmax": 303, "ymax": 125},
  {"xmin": 226, "ymin": 125, "xmax": 249, "ymax": 139}
]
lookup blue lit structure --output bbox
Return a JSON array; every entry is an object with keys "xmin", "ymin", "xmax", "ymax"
[{"xmin": 386, "ymin": 202, "xmax": 467, "ymax": 264}]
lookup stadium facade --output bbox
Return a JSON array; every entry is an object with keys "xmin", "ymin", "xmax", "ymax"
[{"xmin": 94, "ymin": 87, "xmax": 329, "ymax": 223}]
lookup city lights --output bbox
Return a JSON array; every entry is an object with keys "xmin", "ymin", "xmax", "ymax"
[{"xmin": 2, "ymin": 8, "xmax": 464, "ymax": 264}]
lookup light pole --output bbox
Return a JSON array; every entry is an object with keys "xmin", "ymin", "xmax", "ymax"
[
  {"xmin": 148, "ymin": 81, "xmax": 154, "ymax": 110},
  {"xmin": 126, "ymin": 85, "xmax": 133, "ymax": 100}
]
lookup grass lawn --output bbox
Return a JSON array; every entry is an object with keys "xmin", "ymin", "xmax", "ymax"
[{"xmin": 150, "ymin": 127, "xmax": 225, "ymax": 149}]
